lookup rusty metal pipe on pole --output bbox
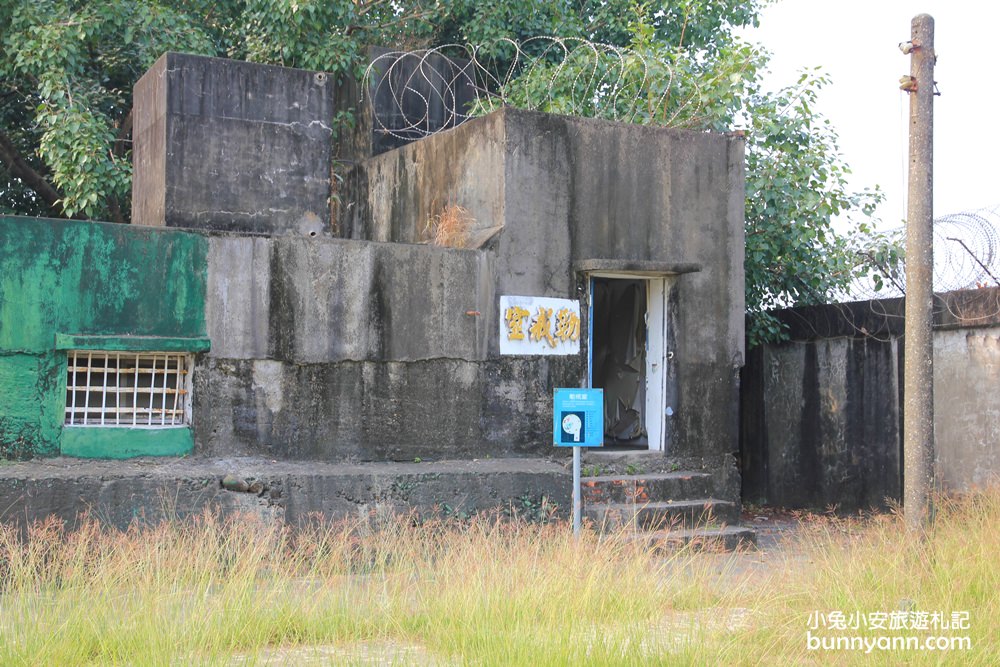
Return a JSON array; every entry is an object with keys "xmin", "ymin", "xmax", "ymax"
[{"xmin": 901, "ymin": 14, "xmax": 935, "ymax": 532}]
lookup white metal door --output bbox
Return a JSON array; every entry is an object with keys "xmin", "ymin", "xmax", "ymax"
[
  {"xmin": 587, "ymin": 274, "xmax": 667, "ymax": 452},
  {"xmin": 645, "ymin": 278, "xmax": 667, "ymax": 452}
]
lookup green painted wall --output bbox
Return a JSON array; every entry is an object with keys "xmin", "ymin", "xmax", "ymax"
[
  {"xmin": 61, "ymin": 427, "xmax": 194, "ymax": 459},
  {"xmin": 0, "ymin": 217, "xmax": 207, "ymax": 352},
  {"xmin": 0, "ymin": 353, "xmax": 64, "ymax": 456},
  {"xmin": 0, "ymin": 216, "xmax": 208, "ymax": 458}
]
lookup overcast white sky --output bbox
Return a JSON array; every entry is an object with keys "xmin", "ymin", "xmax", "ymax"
[{"xmin": 742, "ymin": 0, "xmax": 997, "ymax": 229}]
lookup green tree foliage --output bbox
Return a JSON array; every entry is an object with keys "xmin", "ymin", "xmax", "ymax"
[
  {"xmin": 0, "ymin": 0, "xmax": 233, "ymax": 219},
  {"xmin": 742, "ymin": 69, "xmax": 898, "ymax": 343},
  {"xmin": 480, "ymin": 3, "xmax": 899, "ymax": 343},
  {"xmin": 0, "ymin": 0, "xmax": 897, "ymax": 342}
]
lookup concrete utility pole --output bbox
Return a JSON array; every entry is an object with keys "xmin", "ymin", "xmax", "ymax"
[{"xmin": 901, "ymin": 14, "xmax": 936, "ymax": 532}]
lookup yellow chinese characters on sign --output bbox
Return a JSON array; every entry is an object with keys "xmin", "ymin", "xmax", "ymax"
[
  {"xmin": 499, "ymin": 296, "xmax": 580, "ymax": 356},
  {"xmin": 505, "ymin": 306, "xmax": 530, "ymax": 341},
  {"xmin": 529, "ymin": 307, "xmax": 556, "ymax": 348},
  {"xmin": 554, "ymin": 307, "xmax": 580, "ymax": 342}
]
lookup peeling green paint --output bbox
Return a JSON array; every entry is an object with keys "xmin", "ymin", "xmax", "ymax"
[
  {"xmin": 61, "ymin": 427, "xmax": 194, "ymax": 458},
  {"xmin": 0, "ymin": 217, "xmax": 207, "ymax": 353},
  {"xmin": 54, "ymin": 334, "xmax": 211, "ymax": 352},
  {"xmin": 0, "ymin": 216, "xmax": 209, "ymax": 458},
  {"xmin": 0, "ymin": 353, "xmax": 62, "ymax": 457}
]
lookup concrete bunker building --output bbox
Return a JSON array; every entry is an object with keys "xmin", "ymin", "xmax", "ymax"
[{"xmin": 0, "ymin": 53, "xmax": 745, "ymax": 520}]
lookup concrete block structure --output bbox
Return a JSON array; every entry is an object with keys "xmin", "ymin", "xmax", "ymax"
[
  {"xmin": 3, "ymin": 54, "xmax": 746, "ymax": 491},
  {"xmin": 741, "ymin": 288, "xmax": 1000, "ymax": 509},
  {"xmin": 132, "ymin": 53, "xmax": 338, "ymax": 237}
]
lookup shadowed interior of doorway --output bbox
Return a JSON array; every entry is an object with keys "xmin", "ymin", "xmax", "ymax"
[{"xmin": 591, "ymin": 278, "xmax": 648, "ymax": 446}]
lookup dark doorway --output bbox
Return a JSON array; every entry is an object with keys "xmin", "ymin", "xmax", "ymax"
[{"xmin": 591, "ymin": 278, "xmax": 648, "ymax": 446}]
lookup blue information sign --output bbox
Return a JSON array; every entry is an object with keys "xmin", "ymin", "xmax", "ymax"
[{"xmin": 553, "ymin": 388, "xmax": 603, "ymax": 447}]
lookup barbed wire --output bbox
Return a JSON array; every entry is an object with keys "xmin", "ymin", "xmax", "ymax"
[
  {"xmin": 362, "ymin": 43, "xmax": 999, "ymax": 311},
  {"xmin": 846, "ymin": 205, "xmax": 1000, "ymax": 301},
  {"xmin": 362, "ymin": 38, "xmax": 728, "ymax": 145}
]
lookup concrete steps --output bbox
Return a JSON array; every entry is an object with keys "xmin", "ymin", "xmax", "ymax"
[
  {"xmin": 580, "ymin": 453, "xmax": 755, "ymax": 551},
  {"xmin": 638, "ymin": 526, "xmax": 758, "ymax": 552},
  {"xmin": 585, "ymin": 498, "xmax": 740, "ymax": 530},
  {"xmin": 581, "ymin": 471, "xmax": 715, "ymax": 504}
]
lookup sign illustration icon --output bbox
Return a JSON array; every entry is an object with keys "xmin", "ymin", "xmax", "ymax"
[
  {"xmin": 552, "ymin": 390, "xmax": 602, "ymax": 448},
  {"xmin": 561, "ymin": 413, "xmax": 583, "ymax": 442}
]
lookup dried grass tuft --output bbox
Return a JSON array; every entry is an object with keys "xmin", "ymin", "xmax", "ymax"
[{"xmin": 426, "ymin": 203, "xmax": 474, "ymax": 248}]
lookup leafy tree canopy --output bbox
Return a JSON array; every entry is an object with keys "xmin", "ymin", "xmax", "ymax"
[{"xmin": 0, "ymin": 0, "xmax": 897, "ymax": 343}]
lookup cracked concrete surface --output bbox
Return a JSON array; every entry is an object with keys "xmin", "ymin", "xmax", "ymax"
[{"xmin": 0, "ymin": 456, "xmax": 572, "ymax": 533}]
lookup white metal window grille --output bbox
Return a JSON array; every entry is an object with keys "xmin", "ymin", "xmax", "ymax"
[{"xmin": 65, "ymin": 352, "xmax": 192, "ymax": 427}]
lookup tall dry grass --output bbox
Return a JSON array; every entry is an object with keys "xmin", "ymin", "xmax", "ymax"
[
  {"xmin": 0, "ymin": 488, "xmax": 996, "ymax": 665},
  {"xmin": 0, "ymin": 510, "xmax": 732, "ymax": 665},
  {"xmin": 705, "ymin": 488, "xmax": 1000, "ymax": 665}
]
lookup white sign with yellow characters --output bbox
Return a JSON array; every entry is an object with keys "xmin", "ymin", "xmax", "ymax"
[{"xmin": 499, "ymin": 295, "xmax": 581, "ymax": 356}]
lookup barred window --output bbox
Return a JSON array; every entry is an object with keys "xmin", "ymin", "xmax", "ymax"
[{"xmin": 65, "ymin": 351, "xmax": 192, "ymax": 427}]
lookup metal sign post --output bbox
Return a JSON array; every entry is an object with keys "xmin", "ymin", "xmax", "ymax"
[{"xmin": 553, "ymin": 388, "xmax": 604, "ymax": 536}]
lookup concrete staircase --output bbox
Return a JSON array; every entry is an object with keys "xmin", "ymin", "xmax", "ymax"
[{"xmin": 580, "ymin": 450, "xmax": 755, "ymax": 551}]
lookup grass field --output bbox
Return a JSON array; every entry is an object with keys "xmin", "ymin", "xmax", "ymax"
[{"xmin": 0, "ymin": 488, "xmax": 997, "ymax": 665}]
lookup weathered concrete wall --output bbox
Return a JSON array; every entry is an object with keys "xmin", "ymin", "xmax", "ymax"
[
  {"xmin": 0, "ymin": 457, "xmax": 571, "ymax": 534},
  {"xmin": 741, "ymin": 337, "xmax": 902, "ymax": 509},
  {"xmin": 193, "ymin": 357, "xmax": 577, "ymax": 461},
  {"xmin": 341, "ymin": 111, "xmax": 507, "ymax": 245},
  {"xmin": 741, "ymin": 288, "xmax": 1000, "ymax": 509},
  {"xmin": 501, "ymin": 112, "xmax": 745, "ymax": 465},
  {"xmin": 0, "ymin": 216, "xmax": 208, "ymax": 458},
  {"xmin": 205, "ymin": 236, "xmax": 494, "ymax": 362},
  {"xmin": 197, "ymin": 232, "xmax": 578, "ymax": 460},
  {"xmin": 132, "ymin": 53, "xmax": 336, "ymax": 236},
  {"xmin": 344, "ymin": 108, "xmax": 746, "ymax": 463},
  {"xmin": 935, "ymin": 327, "xmax": 1000, "ymax": 490}
]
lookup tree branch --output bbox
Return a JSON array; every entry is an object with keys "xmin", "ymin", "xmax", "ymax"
[
  {"xmin": 345, "ymin": 5, "xmax": 436, "ymax": 36},
  {"xmin": 112, "ymin": 108, "xmax": 132, "ymax": 158},
  {"xmin": 354, "ymin": 0, "xmax": 391, "ymax": 17},
  {"xmin": 103, "ymin": 108, "xmax": 133, "ymax": 223},
  {"xmin": 0, "ymin": 128, "xmax": 64, "ymax": 216}
]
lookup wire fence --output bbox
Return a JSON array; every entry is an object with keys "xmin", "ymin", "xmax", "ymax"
[
  {"xmin": 362, "ymin": 38, "xmax": 734, "ymax": 147},
  {"xmin": 846, "ymin": 205, "xmax": 1000, "ymax": 301},
  {"xmin": 361, "ymin": 43, "xmax": 999, "ymax": 307}
]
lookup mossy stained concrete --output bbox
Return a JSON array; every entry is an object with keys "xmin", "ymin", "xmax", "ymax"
[
  {"xmin": 0, "ymin": 456, "xmax": 572, "ymax": 533},
  {"xmin": 0, "ymin": 216, "xmax": 208, "ymax": 458}
]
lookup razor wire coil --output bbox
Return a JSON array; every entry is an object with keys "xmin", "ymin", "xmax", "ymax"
[
  {"xmin": 362, "ymin": 41, "xmax": 999, "ymax": 304},
  {"xmin": 362, "ymin": 37, "xmax": 728, "ymax": 144},
  {"xmin": 847, "ymin": 205, "xmax": 1000, "ymax": 301}
]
